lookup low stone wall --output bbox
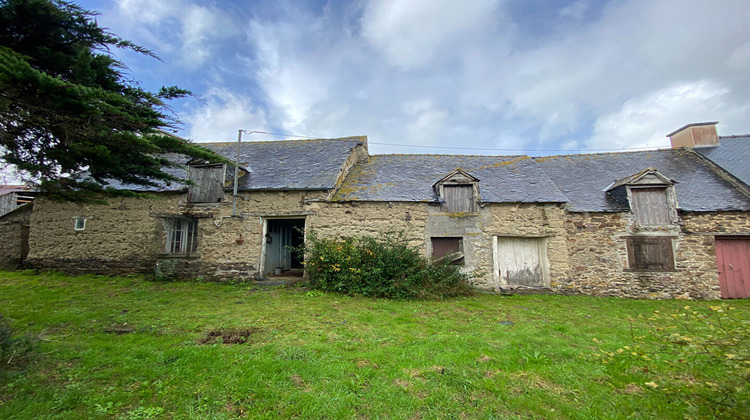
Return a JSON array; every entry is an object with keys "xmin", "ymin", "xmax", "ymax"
[
  {"xmin": 0, "ymin": 205, "xmax": 31, "ymax": 269},
  {"xmin": 561, "ymin": 210, "xmax": 750, "ymax": 299}
]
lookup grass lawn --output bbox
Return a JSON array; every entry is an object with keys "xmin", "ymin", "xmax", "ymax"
[{"xmin": 1, "ymin": 270, "xmax": 748, "ymax": 419}]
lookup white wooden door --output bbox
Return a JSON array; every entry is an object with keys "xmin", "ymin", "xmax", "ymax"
[{"xmin": 496, "ymin": 237, "xmax": 547, "ymax": 287}]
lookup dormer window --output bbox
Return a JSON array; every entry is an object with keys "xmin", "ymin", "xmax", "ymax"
[
  {"xmin": 187, "ymin": 163, "xmax": 225, "ymax": 203},
  {"xmin": 607, "ymin": 168, "xmax": 677, "ymax": 226},
  {"xmin": 442, "ymin": 185, "xmax": 475, "ymax": 212},
  {"xmin": 434, "ymin": 169, "xmax": 479, "ymax": 213},
  {"xmin": 630, "ymin": 187, "xmax": 671, "ymax": 225}
]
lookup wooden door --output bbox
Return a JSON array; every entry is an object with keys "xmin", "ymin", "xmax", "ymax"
[
  {"xmin": 715, "ymin": 237, "xmax": 750, "ymax": 299},
  {"xmin": 496, "ymin": 237, "xmax": 546, "ymax": 287}
]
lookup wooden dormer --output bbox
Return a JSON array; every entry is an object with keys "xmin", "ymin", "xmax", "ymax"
[{"xmin": 433, "ymin": 169, "xmax": 480, "ymax": 213}]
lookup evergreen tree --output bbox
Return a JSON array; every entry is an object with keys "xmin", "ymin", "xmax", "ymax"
[{"xmin": 0, "ymin": 0, "xmax": 224, "ymax": 200}]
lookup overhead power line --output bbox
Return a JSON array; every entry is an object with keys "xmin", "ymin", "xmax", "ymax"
[{"xmin": 244, "ymin": 130, "xmax": 665, "ymax": 153}]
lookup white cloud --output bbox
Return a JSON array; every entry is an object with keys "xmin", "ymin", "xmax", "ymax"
[
  {"xmin": 361, "ymin": 0, "xmax": 500, "ymax": 70},
  {"xmin": 402, "ymin": 99, "xmax": 449, "ymax": 145},
  {"xmin": 184, "ymin": 88, "xmax": 268, "ymax": 143},
  {"xmin": 587, "ymin": 80, "xmax": 734, "ymax": 150},
  {"xmin": 114, "ymin": 0, "xmax": 236, "ymax": 66},
  {"xmin": 98, "ymin": 0, "xmax": 750, "ymax": 155},
  {"xmin": 559, "ymin": 1, "xmax": 588, "ymax": 20}
]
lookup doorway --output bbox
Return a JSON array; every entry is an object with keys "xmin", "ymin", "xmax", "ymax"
[{"xmin": 264, "ymin": 218, "xmax": 305, "ymax": 275}]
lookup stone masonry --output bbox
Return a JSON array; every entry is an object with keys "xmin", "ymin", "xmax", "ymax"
[
  {"xmin": 561, "ymin": 210, "xmax": 750, "ymax": 299},
  {"xmin": 0, "ymin": 205, "xmax": 31, "ymax": 269}
]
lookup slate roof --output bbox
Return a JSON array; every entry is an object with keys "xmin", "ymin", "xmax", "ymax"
[
  {"xmin": 696, "ymin": 136, "xmax": 750, "ymax": 187},
  {"xmin": 534, "ymin": 148, "xmax": 750, "ymax": 212},
  {"xmin": 105, "ymin": 137, "xmax": 366, "ymax": 192},
  {"xmin": 332, "ymin": 154, "xmax": 568, "ymax": 203}
]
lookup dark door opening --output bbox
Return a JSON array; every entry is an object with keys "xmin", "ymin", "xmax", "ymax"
[{"xmin": 265, "ymin": 219, "xmax": 305, "ymax": 274}]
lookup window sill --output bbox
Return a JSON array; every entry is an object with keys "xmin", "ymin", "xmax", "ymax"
[
  {"xmin": 624, "ymin": 268, "xmax": 678, "ymax": 273},
  {"xmin": 157, "ymin": 253, "xmax": 201, "ymax": 260}
]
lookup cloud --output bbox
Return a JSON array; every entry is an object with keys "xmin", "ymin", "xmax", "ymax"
[
  {"xmin": 94, "ymin": 0, "xmax": 750, "ymax": 156},
  {"xmin": 114, "ymin": 0, "xmax": 237, "ymax": 66},
  {"xmin": 360, "ymin": 0, "xmax": 501, "ymax": 70},
  {"xmin": 587, "ymin": 80, "xmax": 735, "ymax": 150},
  {"xmin": 183, "ymin": 88, "xmax": 268, "ymax": 143}
]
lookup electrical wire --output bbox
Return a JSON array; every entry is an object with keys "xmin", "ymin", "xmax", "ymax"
[{"xmin": 243, "ymin": 130, "xmax": 666, "ymax": 154}]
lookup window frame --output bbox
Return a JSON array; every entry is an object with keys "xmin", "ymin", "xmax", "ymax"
[
  {"xmin": 625, "ymin": 236, "xmax": 676, "ymax": 272},
  {"xmin": 73, "ymin": 217, "xmax": 86, "ymax": 231},
  {"xmin": 165, "ymin": 217, "xmax": 198, "ymax": 254},
  {"xmin": 431, "ymin": 236, "xmax": 464, "ymax": 265}
]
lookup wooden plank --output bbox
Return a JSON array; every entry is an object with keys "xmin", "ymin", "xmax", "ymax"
[
  {"xmin": 188, "ymin": 165, "xmax": 224, "ymax": 203},
  {"xmin": 442, "ymin": 185, "xmax": 475, "ymax": 212},
  {"xmin": 497, "ymin": 237, "xmax": 544, "ymax": 286},
  {"xmin": 632, "ymin": 188, "xmax": 670, "ymax": 225},
  {"xmin": 716, "ymin": 238, "xmax": 750, "ymax": 299}
]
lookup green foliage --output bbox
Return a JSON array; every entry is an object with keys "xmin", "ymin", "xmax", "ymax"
[
  {"xmin": 300, "ymin": 231, "xmax": 473, "ymax": 299},
  {"xmin": 0, "ymin": 314, "xmax": 37, "ymax": 372},
  {"xmin": 0, "ymin": 0, "xmax": 226, "ymax": 200},
  {"xmin": 592, "ymin": 304, "xmax": 749, "ymax": 419}
]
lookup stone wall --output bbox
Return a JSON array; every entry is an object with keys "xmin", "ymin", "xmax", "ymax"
[
  {"xmin": 21, "ymin": 189, "xmax": 748, "ymax": 299},
  {"xmin": 25, "ymin": 195, "xmax": 173, "ymax": 275},
  {"xmin": 561, "ymin": 210, "xmax": 750, "ymax": 299},
  {"xmin": 0, "ymin": 205, "xmax": 31, "ymax": 269},
  {"xmin": 308, "ymin": 201, "xmax": 568, "ymax": 290},
  {"xmin": 24, "ymin": 190, "xmax": 329, "ymax": 279},
  {"xmin": 23, "ymin": 193, "xmax": 567, "ymax": 287}
]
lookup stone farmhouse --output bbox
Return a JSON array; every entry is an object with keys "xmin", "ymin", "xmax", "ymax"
[{"xmin": 1, "ymin": 122, "xmax": 748, "ymax": 299}]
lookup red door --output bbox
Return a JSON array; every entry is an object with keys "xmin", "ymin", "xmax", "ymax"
[{"xmin": 715, "ymin": 237, "xmax": 750, "ymax": 299}]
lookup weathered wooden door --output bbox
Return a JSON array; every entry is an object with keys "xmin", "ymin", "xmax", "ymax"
[
  {"xmin": 496, "ymin": 237, "xmax": 547, "ymax": 287},
  {"xmin": 715, "ymin": 237, "xmax": 750, "ymax": 299}
]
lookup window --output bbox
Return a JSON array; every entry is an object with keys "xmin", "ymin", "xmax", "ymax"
[
  {"xmin": 631, "ymin": 187, "xmax": 671, "ymax": 226},
  {"xmin": 442, "ymin": 185, "xmax": 475, "ymax": 213},
  {"xmin": 626, "ymin": 236, "xmax": 675, "ymax": 271},
  {"xmin": 431, "ymin": 237, "xmax": 464, "ymax": 265},
  {"xmin": 187, "ymin": 164, "xmax": 225, "ymax": 203},
  {"xmin": 165, "ymin": 218, "xmax": 198, "ymax": 254},
  {"xmin": 73, "ymin": 217, "xmax": 86, "ymax": 231}
]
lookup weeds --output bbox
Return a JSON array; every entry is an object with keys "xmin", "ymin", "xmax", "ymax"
[{"xmin": 0, "ymin": 314, "xmax": 38, "ymax": 373}]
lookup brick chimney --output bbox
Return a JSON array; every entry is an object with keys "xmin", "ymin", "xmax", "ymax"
[{"xmin": 667, "ymin": 122, "xmax": 719, "ymax": 148}]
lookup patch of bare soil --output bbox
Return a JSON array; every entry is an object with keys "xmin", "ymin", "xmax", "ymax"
[{"xmin": 198, "ymin": 328, "xmax": 258, "ymax": 345}]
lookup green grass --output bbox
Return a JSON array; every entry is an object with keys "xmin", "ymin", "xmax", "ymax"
[{"xmin": 0, "ymin": 270, "xmax": 748, "ymax": 419}]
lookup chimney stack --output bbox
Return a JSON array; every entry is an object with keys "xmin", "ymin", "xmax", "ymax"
[{"xmin": 667, "ymin": 122, "xmax": 719, "ymax": 149}]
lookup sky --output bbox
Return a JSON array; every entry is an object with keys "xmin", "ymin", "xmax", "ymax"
[{"xmin": 75, "ymin": 0, "xmax": 750, "ymax": 157}]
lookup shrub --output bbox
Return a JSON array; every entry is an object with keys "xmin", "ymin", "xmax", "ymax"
[
  {"xmin": 299, "ymin": 232, "xmax": 473, "ymax": 299},
  {"xmin": 0, "ymin": 314, "xmax": 38, "ymax": 372}
]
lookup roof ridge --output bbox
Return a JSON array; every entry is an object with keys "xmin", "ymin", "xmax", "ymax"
[
  {"xmin": 369, "ymin": 153, "xmax": 529, "ymax": 158},
  {"xmin": 197, "ymin": 136, "xmax": 366, "ymax": 147},
  {"xmin": 533, "ymin": 147, "xmax": 674, "ymax": 161}
]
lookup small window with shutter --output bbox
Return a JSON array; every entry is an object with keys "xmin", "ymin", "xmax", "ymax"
[
  {"xmin": 626, "ymin": 236, "xmax": 675, "ymax": 271},
  {"xmin": 187, "ymin": 164, "xmax": 225, "ymax": 203},
  {"xmin": 431, "ymin": 237, "xmax": 464, "ymax": 265},
  {"xmin": 442, "ymin": 185, "xmax": 475, "ymax": 213},
  {"xmin": 631, "ymin": 187, "xmax": 671, "ymax": 226}
]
